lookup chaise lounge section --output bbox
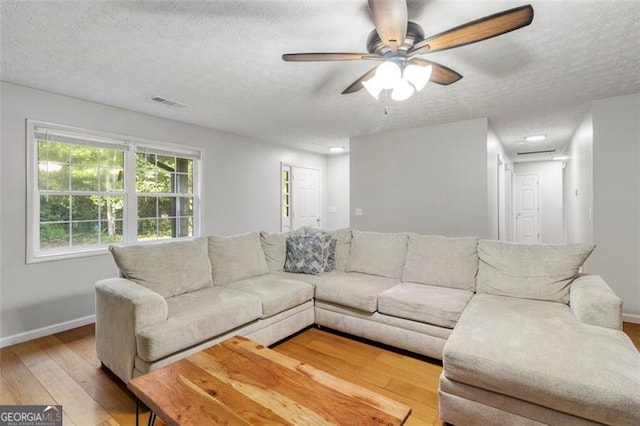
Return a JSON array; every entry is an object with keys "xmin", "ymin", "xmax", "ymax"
[{"xmin": 95, "ymin": 228, "xmax": 640, "ymax": 425}]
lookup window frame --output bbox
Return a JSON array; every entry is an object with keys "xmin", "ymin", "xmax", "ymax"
[{"xmin": 26, "ymin": 120, "xmax": 203, "ymax": 263}]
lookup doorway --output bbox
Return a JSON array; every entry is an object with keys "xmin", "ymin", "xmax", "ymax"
[
  {"xmin": 514, "ymin": 173, "xmax": 541, "ymax": 243},
  {"xmin": 281, "ymin": 164, "xmax": 321, "ymax": 232}
]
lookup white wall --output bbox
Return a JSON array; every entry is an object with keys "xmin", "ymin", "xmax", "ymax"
[
  {"xmin": 514, "ymin": 161, "xmax": 565, "ymax": 244},
  {"xmin": 350, "ymin": 118, "xmax": 490, "ymax": 237},
  {"xmin": 564, "ymin": 111, "xmax": 594, "ymax": 245},
  {"xmin": 591, "ymin": 92, "xmax": 640, "ymax": 318},
  {"xmin": 0, "ymin": 82, "xmax": 328, "ymax": 341},
  {"xmin": 326, "ymin": 154, "xmax": 350, "ymax": 230}
]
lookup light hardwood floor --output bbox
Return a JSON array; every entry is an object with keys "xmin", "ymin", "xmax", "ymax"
[{"xmin": 0, "ymin": 322, "xmax": 639, "ymax": 425}]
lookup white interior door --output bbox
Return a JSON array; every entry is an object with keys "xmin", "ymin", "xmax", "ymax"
[
  {"xmin": 515, "ymin": 173, "xmax": 540, "ymax": 243},
  {"xmin": 291, "ymin": 167, "xmax": 320, "ymax": 230}
]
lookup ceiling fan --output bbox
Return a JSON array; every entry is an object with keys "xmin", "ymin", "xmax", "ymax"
[{"xmin": 282, "ymin": 1, "xmax": 534, "ymax": 101}]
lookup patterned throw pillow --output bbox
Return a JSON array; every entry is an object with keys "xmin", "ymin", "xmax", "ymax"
[
  {"xmin": 324, "ymin": 237, "xmax": 337, "ymax": 272},
  {"xmin": 284, "ymin": 234, "xmax": 332, "ymax": 275}
]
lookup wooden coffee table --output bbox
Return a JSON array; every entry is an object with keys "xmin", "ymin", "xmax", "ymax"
[{"xmin": 128, "ymin": 335, "xmax": 412, "ymax": 425}]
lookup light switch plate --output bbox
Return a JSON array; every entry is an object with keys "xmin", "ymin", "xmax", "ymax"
[{"xmin": 355, "ymin": 208, "xmax": 363, "ymax": 216}]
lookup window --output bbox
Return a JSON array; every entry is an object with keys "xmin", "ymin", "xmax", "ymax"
[
  {"xmin": 281, "ymin": 164, "xmax": 291, "ymax": 232},
  {"xmin": 136, "ymin": 151, "xmax": 194, "ymax": 240},
  {"xmin": 27, "ymin": 121, "xmax": 202, "ymax": 262}
]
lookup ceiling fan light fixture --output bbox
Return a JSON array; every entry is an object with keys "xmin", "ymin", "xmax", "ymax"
[
  {"xmin": 391, "ymin": 78, "xmax": 415, "ymax": 101},
  {"xmin": 375, "ymin": 61, "xmax": 402, "ymax": 89},
  {"xmin": 404, "ymin": 64, "xmax": 432, "ymax": 91}
]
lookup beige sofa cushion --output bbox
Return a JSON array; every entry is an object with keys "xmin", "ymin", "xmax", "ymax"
[
  {"xmin": 346, "ymin": 230, "xmax": 407, "ymax": 279},
  {"xmin": 477, "ymin": 240, "xmax": 595, "ymax": 304},
  {"xmin": 259, "ymin": 229, "xmax": 305, "ymax": 273},
  {"xmin": 109, "ymin": 238, "xmax": 212, "ymax": 298},
  {"xmin": 136, "ymin": 287, "xmax": 262, "ymax": 362},
  {"xmin": 378, "ymin": 282, "xmax": 473, "ymax": 329},
  {"xmin": 227, "ymin": 274, "xmax": 314, "ymax": 318},
  {"xmin": 314, "ymin": 271, "xmax": 399, "ymax": 313},
  {"xmin": 277, "ymin": 271, "xmax": 325, "ymax": 287},
  {"xmin": 403, "ymin": 234, "xmax": 478, "ymax": 291},
  {"xmin": 444, "ymin": 294, "xmax": 640, "ymax": 426},
  {"xmin": 260, "ymin": 231, "xmax": 288, "ymax": 273},
  {"xmin": 307, "ymin": 227, "xmax": 352, "ymax": 271},
  {"xmin": 209, "ymin": 232, "xmax": 269, "ymax": 286}
]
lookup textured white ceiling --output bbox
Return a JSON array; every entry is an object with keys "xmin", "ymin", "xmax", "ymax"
[{"xmin": 2, "ymin": 1, "xmax": 639, "ymax": 160}]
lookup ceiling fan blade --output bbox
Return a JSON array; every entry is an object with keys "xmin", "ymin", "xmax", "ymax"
[
  {"xmin": 368, "ymin": 0, "xmax": 408, "ymax": 50},
  {"xmin": 341, "ymin": 66, "xmax": 379, "ymax": 94},
  {"xmin": 282, "ymin": 53, "xmax": 381, "ymax": 62},
  {"xmin": 409, "ymin": 58, "xmax": 462, "ymax": 86},
  {"xmin": 409, "ymin": 4, "xmax": 534, "ymax": 55}
]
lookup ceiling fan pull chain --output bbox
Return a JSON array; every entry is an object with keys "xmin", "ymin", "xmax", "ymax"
[{"xmin": 384, "ymin": 90, "xmax": 389, "ymax": 115}]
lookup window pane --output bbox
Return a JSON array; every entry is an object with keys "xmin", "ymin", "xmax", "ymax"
[
  {"xmin": 176, "ymin": 173, "xmax": 192, "ymax": 194},
  {"xmin": 158, "ymin": 197, "xmax": 174, "ymax": 218},
  {"xmin": 71, "ymin": 195, "xmax": 99, "ymax": 221},
  {"xmin": 177, "ymin": 197, "xmax": 193, "ymax": 215},
  {"xmin": 157, "ymin": 155, "xmax": 175, "ymax": 170},
  {"xmin": 100, "ymin": 196, "xmax": 124, "ymax": 220},
  {"xmin": 39, "ymin": 163, "xmax": 69, "ymax": 191},
  {"xmin": 71, "ymin": 145, "xmax": 98, "ymax": 164},
  {"xmin": 137, "ymin": 218, "xmax": 157, "ymax": 240},
  {"xmin": 39, "ymin": 140, "xmax": 69, "ymax": 163},
  {"xmin": 40, "ymin": 222, "xmax": 70, "ymax": 251},
  {"xmin": 40, "ymin": 195, "xmax": 70, "ymax": 222},
  {"xmin": 176, "ymin": 216, "xmax": 193, "ymax": 237},
  {"xmin": 158, "ymin": 218, "xmax": 173, "ymax": 239},
  {"xmin": 136, "ymin": 153, "xmax": 156, "ymax": 193},
  {"xmin": 156, "ymin": 170, "xmax": 172, "ymax": 193},
  {"xmin": 71, "ymin": 221, "xmax": 99, "ymax": 247},
  {"xmin": 176, "ymin": 158, "xmax": 191, "ymax": 173},
  {"xmin": 138, "ymin": 196, "xmax": 157, "ymax": 219},
  {"xmin": 100, "ymin": 149, "xmax": 124, "ymax": 168},
  {"xmin": 100, "ymin": 219, "xmax": 124, "ymax": 244},
  {"xmin": 100, "ymin": 167, "xmax": 124, "ymax": 192},
  {"xmin": 70, "ymin": 165, "xmax": 98, "ymax": 191}
]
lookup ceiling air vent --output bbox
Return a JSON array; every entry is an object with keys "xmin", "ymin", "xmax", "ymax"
[
  {"xmin": 517, "ymin": 149, "xmax": 555, "ymax": 156},
  {"xmin": 149, "ymin": 95, "xmax": 188, "ymax": 110}
]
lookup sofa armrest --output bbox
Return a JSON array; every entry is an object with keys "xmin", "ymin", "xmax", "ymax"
[
  {"xmin": 569, "ymin": 274, "xmax": 622, "ymax": 330},
  {"xmin": 95, "ymin": 278, "xmax": 168, "ymax": 382}
]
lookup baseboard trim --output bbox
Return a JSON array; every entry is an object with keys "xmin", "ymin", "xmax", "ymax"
[
  {"xmin": 0, "ymin": 315, "xmax": 95, "ymax": 348},
  {"xmin": 623, "ymin": 313, "xmax": 640, "ymax": 324}
]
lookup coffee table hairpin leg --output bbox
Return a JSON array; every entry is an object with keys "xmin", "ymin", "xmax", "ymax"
[{"xmin": 135, "ymin": 398, "xmax": 156, "ymax": 426}]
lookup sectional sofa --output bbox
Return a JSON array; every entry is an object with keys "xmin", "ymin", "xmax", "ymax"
[{"xmin": 95, "ymin": 228, "xmax": 640, "ymax": 425}]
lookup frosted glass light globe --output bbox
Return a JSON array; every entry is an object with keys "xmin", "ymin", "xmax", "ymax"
[
  {"xmin": 391, "ymin": 78, "xmax": 415, "ymax": 101},
  {"xmin": 404, "ymin": 64, "xmax": 433, "ymax": 91},
  {"xmin": 362, "ymin": 75, "xmax": 384, "ymax": 100},
  {"xmin": 375, "ymin": 61, "xmax": 402, "ymax": 90}
]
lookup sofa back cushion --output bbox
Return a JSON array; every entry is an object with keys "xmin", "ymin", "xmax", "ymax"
[
  {"xmin": 260, "ymin": 231, "xmax": 289, "ymax": 273},
  {"xmin": 307, "ymin": 227, "xmax": 352, "ymax": 271},
  {"xmin": 109, "ymin": 238, "xmax": 213, "ymax": 298},
  {"xmin": 346, "ymin": 230, "xmax": 407, "ymax": 279},
  {"xmin": 403, "ymin": 234, "xmax": 478, "ymax": 291},
  {"xmin": 476, "ymin": 240, "xmax": 595, "ymax": 304},
  {"xmin": 208, "ymin": 232, "xmax": 269, "ymax": 286},
  {"xmin": 260, "ymin": 229, "xmax": 308, "ymax": 273}
]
